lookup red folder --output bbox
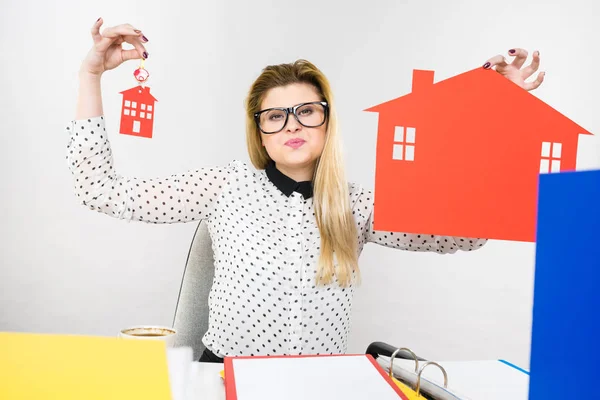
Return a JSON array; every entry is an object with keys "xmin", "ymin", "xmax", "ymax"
[{"xmin": 223, "ymin": 353, "xmax": 409, "ymax": 400}]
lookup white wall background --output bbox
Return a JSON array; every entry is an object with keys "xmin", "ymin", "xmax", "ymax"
[{"xmin": 1, "ymin": 0, "xmax": 598, "ymax": 369}]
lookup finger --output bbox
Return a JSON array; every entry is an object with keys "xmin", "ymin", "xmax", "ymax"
[
  {"xmin": 521, "ymin": 50, "xmax": 540, "ymax": 80},
  {"xmin": 96, "ymin": 24, "xmax": 142, "ymax": 53},
  {"xmin": 121, "ymin": 36, "xmax": 148, "ymax": 61},
  {"xmin": 524, "ymin": 71, "xmax": 545, "ymax": 91},
  {"xmin": 509, "ymin": 48, "xmax": 528, "ymax": 69},
  {"xmin": 101, "ymin": 23, "xmax": 142, "ymax": 39},
  {"xmin": 121, "ymin": 48, "xmax": 145, "ymax": 62},
  {"xmin": 90, "ymin": 17, "xmax": 103, "ymax": 43},
  {"xmin": 483, "ymin": 55, "xmax": 508, "ymax": 70},
  {"xmin": 96, "ymin": 35, "xmax": 120, "ymax": 53}
]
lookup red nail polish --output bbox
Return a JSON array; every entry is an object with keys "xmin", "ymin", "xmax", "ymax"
[
  {"xmin": 483, "ymin": 62, "xmax": 491, "ymax": 69},
  {"xmin": 142, "ymin": 35, "xmax": 149, "ymax": 42},
  {"xmin": 97, "ymin": 17, "xmax": 101, "ymax": 22},
  {"xmin": 509, "ymin": 49, "xmax": 516, "ymax": 54}
]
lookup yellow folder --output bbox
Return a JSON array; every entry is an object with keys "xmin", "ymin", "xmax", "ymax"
[
  {"xmin": 0, "ymin": 332, "xmax": 172, "ymax": 400},
  {"xmin": 391, "ymin": 376, "xmax": 428, "ymax": 399}
]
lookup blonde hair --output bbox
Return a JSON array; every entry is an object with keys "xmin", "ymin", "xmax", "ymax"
[{"xmin": 244, "ymin": 59, "xmax": 359, "ymax": 287}]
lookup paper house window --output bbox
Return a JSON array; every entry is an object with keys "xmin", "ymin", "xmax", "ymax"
[
  {"xmin": 141, "ymin": 104, "xmax": 146, "ymax": 110},
  {"xmin": 147, "ymin": 113, "xmax": 152, "ymax": 120},
  {"xmin": 123, "ymin": 100, "xmax": 140, "ymax": 117},
  {"xmin": 147, "ymin": 105, "xmax": 153, "ymax": 112},
  {"xmin": 540, "ymin": 141, "xmax": 562, "ymax": 173},
  {"xmin": 392, "ymin": 126, "xmax": 416, "ymax": 161}
]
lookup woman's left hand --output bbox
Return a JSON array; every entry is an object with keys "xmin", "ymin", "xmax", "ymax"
[{"xmin": 483, "ymin": 48, "xmax": 545, "ymax": 91}]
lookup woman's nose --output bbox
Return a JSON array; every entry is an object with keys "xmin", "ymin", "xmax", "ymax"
[{"xmin": 284, "ymin": 114, "xmax": 301, "ymax": 132}]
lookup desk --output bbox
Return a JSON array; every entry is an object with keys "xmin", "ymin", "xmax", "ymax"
[{"xmin": 187, "ymin": 362, "xmax": 225, "ymax": 400}]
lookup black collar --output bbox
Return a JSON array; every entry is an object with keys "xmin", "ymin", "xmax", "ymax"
[{"xmin": 265, "ymin": 160, "xmax": 313, "ymax": 199}]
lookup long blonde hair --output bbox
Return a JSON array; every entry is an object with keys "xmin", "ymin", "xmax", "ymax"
[{"xmin": 244, "ymin": 59, "xmax": 359, "ymax": 287}]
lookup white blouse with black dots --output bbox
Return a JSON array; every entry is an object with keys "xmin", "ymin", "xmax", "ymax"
[{"xmin": 65, "ymin": 116, "xmax": 487, "ymax": 357}]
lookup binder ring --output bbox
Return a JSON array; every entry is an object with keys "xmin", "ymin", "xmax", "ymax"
[
  {"xmin": 389, "ymin": 347, "xmax": 419, "ymax": 377},
  {"xmin": 415, "ymin": 361, "xmax": 448, "ymax": 396}
]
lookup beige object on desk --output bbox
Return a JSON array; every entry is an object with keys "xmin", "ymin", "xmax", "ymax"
[{"xmin": 119, "ymin": 325, "xmax": 177, "ymax": 348}]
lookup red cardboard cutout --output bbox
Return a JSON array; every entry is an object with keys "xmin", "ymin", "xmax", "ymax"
[
  {"xmin": 119, "ymin": 85, "xmax": 158, "ymax": 139},
  {"xmin": 365, "ymin": 67, "xmax": 593, "ymax": 242}
]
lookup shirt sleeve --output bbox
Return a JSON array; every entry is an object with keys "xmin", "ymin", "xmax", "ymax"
[
  {"xmin": 65, "ymin": 116, "xmax": 231, "ymax": 224},
  {"xmin": 360, "ymin": 189, "xmax": 488, "ymax": 253}
]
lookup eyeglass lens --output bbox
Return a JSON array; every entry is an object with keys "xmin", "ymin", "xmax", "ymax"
[{"xmin": 259, "ymin": 103, "xmax": 326, "ymax": 133}]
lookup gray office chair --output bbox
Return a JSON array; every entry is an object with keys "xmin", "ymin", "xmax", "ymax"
[{"xmin": 172, "ymin": 220, "xmax": 215, "ymax": 360}]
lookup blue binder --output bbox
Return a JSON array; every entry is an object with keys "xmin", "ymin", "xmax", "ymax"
[{"xmin": 529, "ymin": 169, "xmax": 600, "ymax": 399}]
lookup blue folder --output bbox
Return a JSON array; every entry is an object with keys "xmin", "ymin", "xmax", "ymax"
[{"xmin": 529, "ymin": 169, "xmax": 600, "ymax": 399}]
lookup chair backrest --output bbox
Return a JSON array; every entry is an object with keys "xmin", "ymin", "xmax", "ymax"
[{"xmin": 172, "ymin": 220, "xmax": 215, "ymax": 360}]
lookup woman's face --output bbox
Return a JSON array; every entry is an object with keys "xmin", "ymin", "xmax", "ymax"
[{"xmin": 259, "ymin": 83, "xmax": 327, "ymax": 176}]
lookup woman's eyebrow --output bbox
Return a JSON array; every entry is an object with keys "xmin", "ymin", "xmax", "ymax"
[{"xmin": 263, "ymin": 100, "xmax": 320, "ymax": 109}]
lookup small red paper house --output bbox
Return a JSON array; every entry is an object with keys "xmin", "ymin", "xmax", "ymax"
[
  {"xmin": 119, "ymin": 86, "xmax": 158, "ymax": 138},
  {"xmin": 365, "ymin": 67, "xmax": 593, "ymax": 242}
]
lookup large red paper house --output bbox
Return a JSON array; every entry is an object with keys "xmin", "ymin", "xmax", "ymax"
[
  {"xmin": 119, "ymin": 86, "xmax": 158, "ymax": 139},
  {"xmin": 365, "ymin": 67, "xmax": 593, "ymax": 242}
]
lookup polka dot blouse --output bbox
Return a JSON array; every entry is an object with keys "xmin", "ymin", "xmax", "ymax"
[{"xmin": 65, "ymin": 116, "xmax": 487, "ymax": 357}]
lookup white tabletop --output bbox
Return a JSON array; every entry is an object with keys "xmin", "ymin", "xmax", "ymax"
[{"xmin": 187, "ymin": 362, "xmax": 226, "ymax": 400}]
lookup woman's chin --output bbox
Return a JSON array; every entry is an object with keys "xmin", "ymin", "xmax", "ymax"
[{"xmin": 277, "ymin": 154, "xmax": 316, "ymax": 169}]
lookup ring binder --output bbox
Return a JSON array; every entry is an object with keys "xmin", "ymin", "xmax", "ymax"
[
  {"xmin": 366, "ymin": 341, "xmax": 427, "ymax": 361},
  {"xmin": 416, "ymin": 361, "xmax": 448, "ymax": 396},
  {"xmin": 366, "ymin": 341, "xmax": 461, "ymax": 400},
  {"xmin": 390, "ymin": 347, "xmax": 419, "ymax": 375}
]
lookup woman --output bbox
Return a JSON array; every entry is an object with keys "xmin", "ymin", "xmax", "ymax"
[{"xmin": 66, "ymin": 19, "xmax": 544, "ymax": 362}]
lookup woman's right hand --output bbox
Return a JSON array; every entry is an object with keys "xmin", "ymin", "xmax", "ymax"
[{"xmin": 80, "ymin": 18, "xmax": 148, "ymax": 77}]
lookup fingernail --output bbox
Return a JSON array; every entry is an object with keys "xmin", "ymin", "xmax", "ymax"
[
  {"xmin": 97, "ymin": 17, "xmax": 101, "ymax": 22},
  {"xmin": 142, "ymin": 35, "xmax": 149, "ymax": 42},
  {"xmin": 134, "ymin": 29, "xmax": 142, "ymax": 34},
  {"xmin": 509, "ymin": 49, "xmax": 516, "ymax": 54},
  {"xmin": 143, "ymin": 51, "xmax": 148, "ymax": 59},
  {"xmin": 483, "ymin": 62, "xmax": 491, "ymax": 69}
]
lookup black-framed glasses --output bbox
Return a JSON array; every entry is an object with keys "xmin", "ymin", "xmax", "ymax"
[{"xmin": 254, "ymin": 101, "xmax": 329, "ymax": 134}]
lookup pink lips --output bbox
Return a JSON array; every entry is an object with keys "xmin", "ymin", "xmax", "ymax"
[{"xmin": 285, "ymin": 138, "xmax": 306, "ymax": 149}]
